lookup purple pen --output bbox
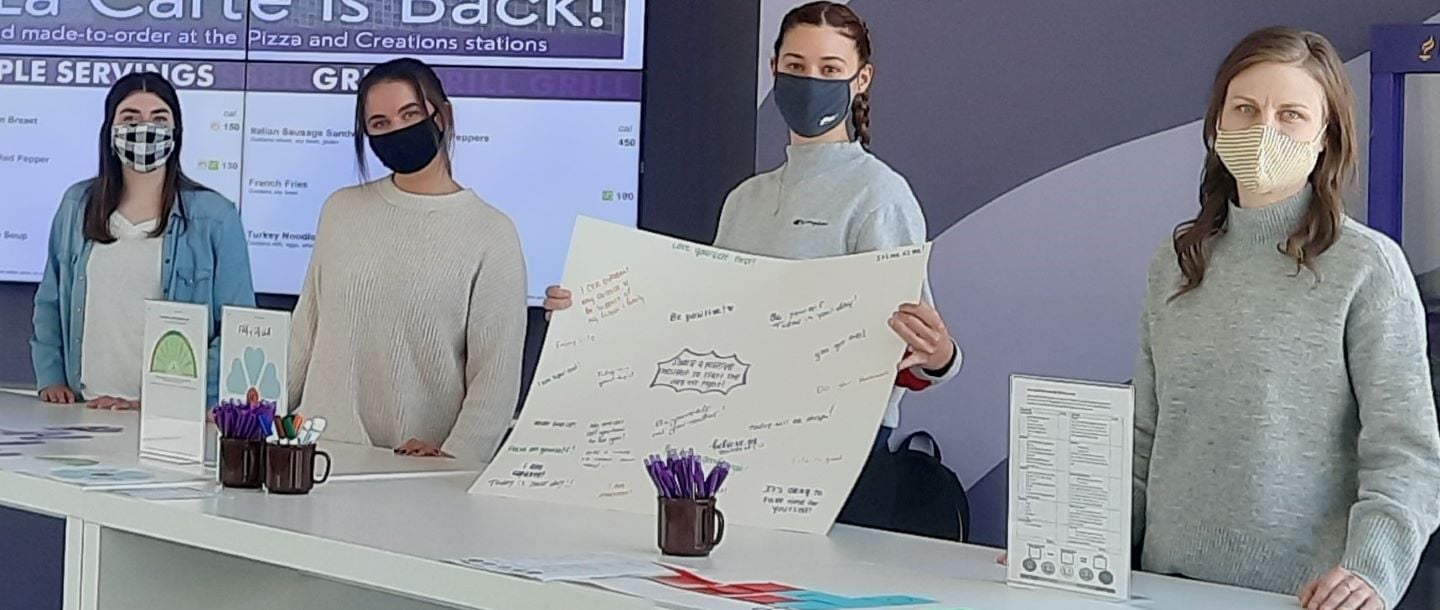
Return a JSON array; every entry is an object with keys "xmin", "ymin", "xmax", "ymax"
[
  {"xmin": 669, "ymin": 466, "xmax": 684, "ymax": 498},
  {"xmin": 671, "ymin": 467, "xmax": 685, "ymax": 498},
  {"xmin": 643, "ymin": 458, "xmax": 661, "ymax": 496},
  {"xmin": 666, "ymin": 452, "xmax": 683, "ymax": 495},
  {"xmin": 703, "ymin": 463, "xmax": 720, "ymax": 498},
  {"xmin": 690, "ymin": 455, "xmax": 704, "ymax": 498},
  {"xmin": 689, "ymin": 454, "xmax": 701, "ymax": 498},
  {"xmin": 649, "ymin": 459, "xmax": 672, "ymax": 498},
  {"xmin": 676, "ymin": 456, "xmax": 688, "ymax": 498},
  {"xmin": 655, "ymin": 462, "xmax": 676, "ymax": 498},
  {"xmin": 674, "ymin": 461, "xmax": 688, "ymax": 498},
  {"xmin": 712, "ymin": 462, "xmax": 730, "ymax": 495},
  {"xmin": 680, "ymin": 457, "xmax": 693, "ymax": 498}
]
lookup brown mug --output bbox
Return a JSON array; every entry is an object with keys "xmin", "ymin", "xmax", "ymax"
[
  {"xmin": 264, "ymin": 444, "xmax": 331, "ymax": 495},
  {"xmin": 657, "ymin": 497, "xmax": 725, "ymax": 557},
  {"xmin": 218, "ymin": 438, "xmax": 265, "ymax": 489}
]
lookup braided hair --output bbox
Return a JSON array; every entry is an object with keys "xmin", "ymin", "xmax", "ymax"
[{"xmin": 774, "ymin": 2, "xmax": 874, "ymax": 147}]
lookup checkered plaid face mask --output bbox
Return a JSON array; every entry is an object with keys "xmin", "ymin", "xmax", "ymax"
[{"xmin": 111, "ymin": 122, "xmax": 176, "ymax": 173}]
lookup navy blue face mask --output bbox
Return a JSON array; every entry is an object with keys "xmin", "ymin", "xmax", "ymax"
[{"xmin": 773, "ymin": 72, "xmax": 856, "ymax": 138}]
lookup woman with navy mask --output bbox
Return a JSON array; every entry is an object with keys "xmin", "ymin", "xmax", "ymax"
[
  {"xmin": 32, "ymin": 72, "xmax": 255, "ymax": 411},
  {"xmin": 546, "ymin": 1, "xmax": 961, "ymax": 448}
]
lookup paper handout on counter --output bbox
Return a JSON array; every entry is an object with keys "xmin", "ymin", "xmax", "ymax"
[
  {"xmin": 1007, "ymin": 375, "xmax": 1134, "ymax": 601},
  {"xmin": 448, "ymin": 552, "xmax": 671, "ymax": 582}
]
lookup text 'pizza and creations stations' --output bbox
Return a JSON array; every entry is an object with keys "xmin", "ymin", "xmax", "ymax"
[{"xmin": 0, "ymin": 0, "xmax": 634, "ymax": 63}]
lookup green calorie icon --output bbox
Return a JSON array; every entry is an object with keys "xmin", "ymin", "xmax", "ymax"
[
  {"xmin": 602, "ymin": 190, "xmax": 614, "ymax": 201},
  {"xmin": 196, "ymin": 160, "xmax": 220, "ymax": 171}
]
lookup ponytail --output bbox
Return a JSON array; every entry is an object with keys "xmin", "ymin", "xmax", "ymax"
[{"xmin": 851, "ymin": 90, "xmax": 871, "ymax": 147}]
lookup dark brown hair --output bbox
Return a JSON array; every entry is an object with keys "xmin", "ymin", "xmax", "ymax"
[
  {"xmin": 353, "ymin": 57, "xmax": 456, "ymax": 181},
  {"xmin": 85, "ymin": 72, "xmax": 203, "ymax": 243},
  {"xmin": 774, "ymin": 1, "xmax": 874, "ymax": 147},
  {"xmin": 1172, "ymin": 26, "xmax": 1357, "ymax": 297}
]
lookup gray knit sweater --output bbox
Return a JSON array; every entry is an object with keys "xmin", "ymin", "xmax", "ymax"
[{"xmin": 1133, "ymin": 188, "xmax": 1440, "ymax": 606}]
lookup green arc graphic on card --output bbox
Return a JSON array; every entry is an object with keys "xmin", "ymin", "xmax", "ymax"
[{"xmin": 150, "ymin": 330, "xmax": 199, "ymax": 378}]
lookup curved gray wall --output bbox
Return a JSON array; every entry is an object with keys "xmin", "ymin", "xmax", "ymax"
[{"xmin": 756, "ymin": 0, "xmax": 1440, "ymax": 551}]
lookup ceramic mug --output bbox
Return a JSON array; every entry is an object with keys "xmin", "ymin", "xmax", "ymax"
[{"xmin": 264, "ymin": 444, "xmax": 331, "ymax": 495}]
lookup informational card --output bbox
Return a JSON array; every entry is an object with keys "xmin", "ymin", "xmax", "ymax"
[
  {"xmin": 140, "ymin": 301, "xmax": 209, "ymax": 465},
  {"xmin": 473, "ymin": 217, "xmax": 931, "ymax": 534},
  {"xmin": 220, "ymin": 306, "xmax": 291, "ymax": 413},
  {"xmin": 1007, "ymin": 375, "xmax": 1134, "ymax": 601}
]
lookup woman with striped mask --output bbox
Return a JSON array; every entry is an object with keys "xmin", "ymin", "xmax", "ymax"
[{"xmin": 1131, "ymin": 27, "xmax": 1440, "ymax": 610}]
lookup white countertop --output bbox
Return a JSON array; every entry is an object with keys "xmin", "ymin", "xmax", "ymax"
[
  {"xmin": 78, "ymin": 474, "xmax": 1298, "ymax": 609},
  {"xmin": 0, "ymin": 390, "xmax": 1297, "ymax": 609}
]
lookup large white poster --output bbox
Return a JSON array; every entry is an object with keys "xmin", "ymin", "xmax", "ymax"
[{"xmin": 473, "ymin": 218, "xmax": 931, "ymax": 533}]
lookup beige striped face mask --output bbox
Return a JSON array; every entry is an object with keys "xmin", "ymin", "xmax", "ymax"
[{"xmin": 1214, "ymin": 123, "xmax": 1324, "ymax": 194}]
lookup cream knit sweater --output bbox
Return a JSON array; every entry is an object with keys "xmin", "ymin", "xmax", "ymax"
[{"xmin": 288, "ymin": 177, "xmax": 527, "ymax": 463}]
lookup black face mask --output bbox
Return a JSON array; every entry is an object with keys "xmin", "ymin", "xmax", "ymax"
[
  {"xmin": 368, "ymin": 115, "xmax": 442, "ymax": 175},
  {"xmin": 773, "ymin": 72, "xmax": 856, "ymax": 138}
]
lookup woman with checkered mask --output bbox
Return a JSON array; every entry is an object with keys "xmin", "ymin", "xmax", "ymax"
[
  {"xmin": 31, "ymin": 72, "xmax": 256, "ymax": 411},
  {"xmin": 286, "ymin": 58, "xmax": 526, "ymax": 463}
]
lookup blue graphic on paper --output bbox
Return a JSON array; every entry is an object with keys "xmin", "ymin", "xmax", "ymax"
[
  {"xmin": 49, "ymin": 467, "xmax": 154, "ymax": 484},
  {"xmin": 226, "ymin": 346, "xmax": 281, "ymax": 404}
]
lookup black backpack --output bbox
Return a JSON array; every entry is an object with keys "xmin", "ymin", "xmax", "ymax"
[{"xmin": 836, "ymin": 431, "xmax": 970, "ymax": 541}]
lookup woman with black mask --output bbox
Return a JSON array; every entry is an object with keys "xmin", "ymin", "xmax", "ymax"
[{"xmin": 287, "ymin": 58, "xmax": 526, "ymax": 463}]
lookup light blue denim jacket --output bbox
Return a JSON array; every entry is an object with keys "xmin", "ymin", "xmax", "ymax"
[{"xmin": 31, "ymin": 179, "xmax": 256, "ymax": 406}]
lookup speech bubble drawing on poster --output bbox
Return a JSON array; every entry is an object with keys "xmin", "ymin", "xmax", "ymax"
[{"xmin": 651, "ymin": 349, "xmax": 750, "ymax": 395}]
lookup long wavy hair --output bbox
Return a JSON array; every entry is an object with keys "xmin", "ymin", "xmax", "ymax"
[
  {"xmin": 1171, "ymin": 27, "xmax": 1357, "ymax": 298},
  {"xmin": 85, "ymin": 73, "xmax": 204, "ymax": 243}
]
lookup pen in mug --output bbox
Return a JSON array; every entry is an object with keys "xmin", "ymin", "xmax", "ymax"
[
  {"xmin": 712, "ymin": 462, "xmax": 730, "ymax": 495},
  {"xmin": 703, "ymin": 463, "xmax": 720, "ymax": 497}
]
